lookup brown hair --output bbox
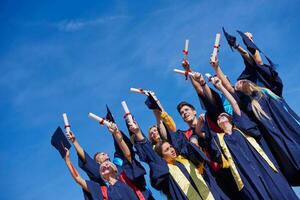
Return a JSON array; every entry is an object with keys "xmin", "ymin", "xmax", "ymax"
[
  {"xmin": 148, "ymin": 125, "xmax": 158, "ymax": 144},
  {"xmin": 93, "ymin": 152, "xmax": 101, "ymax": 161},
  {"xmin": 176, "ymin": 101, "xmax": 195, "ymax": 113},
  {"xmin": 154, "ymin": 140, "xmax": 169, "ymax": 158}
]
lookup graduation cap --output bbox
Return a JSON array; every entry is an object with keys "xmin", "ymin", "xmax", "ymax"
[
  {"xmin": 105, "ymin": 105, "xmax": 115, "ymax": 123},
  {"xmin": 51, "ymin": 126, "xmax": 71, "ymax": 158},
  {"xmin": 237, "ymin": 30, "xmax": 261, "ymax": 55},
  {"xmin": 144, "ymin": 92, "xmax": 162, "ymax": 111},
  {"xmin": 222, "ymin": 27, "xmax": 237, "ymax": 51}
]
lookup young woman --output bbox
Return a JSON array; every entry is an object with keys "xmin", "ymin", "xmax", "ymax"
[
  {"xmin": 131, "ymin": 120, "xmax": 229, "ymax": 200},
  {"xmin": 211, "ymin": 51, "xmax": 300, "ymax": 185},
  {"xmin": 208, "ymin": 76, "xmax": 298, "ymax": 199}
]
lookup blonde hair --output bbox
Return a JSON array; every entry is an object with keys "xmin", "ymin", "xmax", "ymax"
[
  {"xmin": 243, "ymin": 81, "xmax": 270, "ymax": 120},
  {"xmin": 99, "ymin": 161, "xmax": 118, "ymax": 181},
  {"xmin": 148, "ymin": 125, "xmax": 159, "ymax": 144}
]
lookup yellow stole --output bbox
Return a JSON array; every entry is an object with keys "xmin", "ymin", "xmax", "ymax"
[
  {"xmin": 167, "ymin": 156, "xmax": 215, "ymax": 200},
  {"xmin": 234, "ymin": 128, "xmax": 278, "ymax": 172},
  {"xmin": 217, "ymin": 128, "xmax": 279, "ymax": 191},
  {"xmin": 217, "ymin": 133, "xmax": 244, "ymax": 191}
]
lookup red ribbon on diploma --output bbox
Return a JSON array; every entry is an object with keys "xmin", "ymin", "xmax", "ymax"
[
  {"xmin": 64, "ymin": 125, "xmax": 70, "ymax": 129},
  {"xmin": 182, "ymin": 50, "xmax": 188, "ymax": 56},
  {"xmin": 123, "ymin": 112, "xmax": 131, "ymax": 119}
]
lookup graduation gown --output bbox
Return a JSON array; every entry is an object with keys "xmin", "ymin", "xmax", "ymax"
[
  {"xmin": 244, "ymin": 91, "xmax": 300, "ymax": 185},
  {"xmin": 85, "ymin": 180, "xmax": 138, "ymax": 200},
  {"xmin": 209, "ymin": 112, "xmax": 298, "ymax": 200},
  {"xmin": 78, "ymin": 131, "xmax": 154, "ymax": 199},
  {"xmin": 238, "ymin": 56, "xmax": 283, "ymax": 97},
  {"xmin": 135, "ymin": 133, "xmax": 229, "ymax": 200}
]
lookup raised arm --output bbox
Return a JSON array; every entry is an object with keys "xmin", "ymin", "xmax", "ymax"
[
  {"xmin": 66, "ymin": 131, "xmax": 86, "ymax": 162},
  {"xmin": 64, "ymin": 148, "xmax": 89, "ymax": 192},
  {"xmin": 211, "ymin": 77, "xmax": 241, "ymax": 116},
  {"xmin": 107, "ymin": 123, "xmax": 132, "ymax": 163},
  {"xmin": 149, "ymin": 92, "xmax": 176, "ymax": 134},
  {"xmin": 210, "ymin": 57, "xmax": 235, "ymax": 94},
  {"xmin": 153, "ymin": 110, "xmax": 168, "ymax": 140}
]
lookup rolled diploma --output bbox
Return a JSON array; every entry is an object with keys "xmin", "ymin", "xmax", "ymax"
[
  {"xmin": 88, "ymin": 112, "xmax": 110, "ymax": 127},
  {"xmin": 174, "ymin": 69, "xmax": 194, "ymax": 77},
  {"xmin": 130, "ymin": 88, "xmax": 149, "ymax": 96},
  {"xmin": 184, "ymin": 39, "xmax": 189, "ymax": 52},
  {"xmin": 212, "ymin": 33, "xmax": 221, "ymax": 60},
  {"xmin": 62, "ymin": 113, "xmax": 71, "ymax": 133},
  {"xmin": 121, "ymin": 101, "xmax": 135, "ymax": 127}
]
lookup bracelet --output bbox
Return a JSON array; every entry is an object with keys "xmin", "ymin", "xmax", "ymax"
[{"xmin": 200, "ymin": 82, "xmax": 206, "ymax": 87}]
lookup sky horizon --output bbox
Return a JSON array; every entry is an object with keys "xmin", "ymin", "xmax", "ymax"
[{"xmin": 1, "ymin": 0, "xmax": 300, "ymax": 199}]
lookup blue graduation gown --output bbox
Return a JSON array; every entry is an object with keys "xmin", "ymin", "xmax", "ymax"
[
  {"xmin": 238, "ymin": 56, "xmax": 283, "ymax": 97},
  {"xmin": 135, "ymin": 134, "xmax": 229, "ymax": 200},
  {"xmin": 210, "ymin": 113, "xmax": 298, "ymax": 200},
  {"xmin": 78, "ymin": 132, "xmax": 154, "ymax": 199},
  {"xmin": 246, "ymin": 92, "xmax": 300, "ymax": 185},
  {"xmin": 86, "ymin": 180, "xmax": 138, "ymax": 200}
]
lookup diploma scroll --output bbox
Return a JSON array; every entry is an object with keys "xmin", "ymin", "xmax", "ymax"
[
  {"xmin": 121, "ymin": 101, "xmax": 136, "ymax": 128},
  {"xmin": 88, "ymin": 112, "xmax": 111, "ymax": 127},
  {"xmin": 62, "ymin": 113, "xmax": 71, "ymax": 134},
  {"xmin": 211, "ymin": 33, "xmax": 221, "ymax": 61}
]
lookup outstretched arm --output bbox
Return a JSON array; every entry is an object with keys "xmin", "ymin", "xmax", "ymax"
[
  {"xmin": 211, "ymin": 77, "xmax": 241, "ymax": 116},
  {"xmin": 64, "ymin": 148, "xmax": 89, "ymax": 192},
  {"xmin": 66, "ymin": 131, "xmax": 86, "ymax": 162},
  {"xmin": 210, "ymin": 57, "xmax": 235, "ymax": 94},
  {"xmin": 107, "ymin": 123, "xmax": 132, "ymax": 163}
]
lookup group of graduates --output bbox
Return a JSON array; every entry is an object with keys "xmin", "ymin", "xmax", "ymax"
[{"xmin": 51, "ymin": 28, "xmax": 300, "ymax": 200}]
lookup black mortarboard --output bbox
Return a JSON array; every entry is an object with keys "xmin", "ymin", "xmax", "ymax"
[
  {"xmin": 237, "ymin": 30, "xmax": 260, "ymax": 55},
  {"xmin": 222, "ymin": 27, "xmax": 237, "ymax": 51},
  {"xmin": 144, "ymin": 93, "xmax": 162, "ymax": 111},
  {"xmin": 51, "ymin": 126, "xmax": 71, "ymax": 158},
  {"xmin": 105, "ymin": 105, "xmax": 115, "ymax": 123}
]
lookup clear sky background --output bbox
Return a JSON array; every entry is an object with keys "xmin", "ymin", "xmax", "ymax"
[{"xmin": 1, "ymin": 0, "xmax": 300, "ymax": 199}]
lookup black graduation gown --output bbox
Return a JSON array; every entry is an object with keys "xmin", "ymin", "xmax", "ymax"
[
  {"xmin": 86, "ymin": 180, "xmax": 138, "ymax": 200},
  {"xmin": 135, "ymin": 134, "xmax": 229, "ymax": 200},
  {"xmin": 209, "ymin": 113, "xmax": 298, "ymax": 200}
]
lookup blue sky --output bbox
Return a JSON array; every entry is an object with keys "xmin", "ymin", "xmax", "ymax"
[{"xmin": 1, "ymin": 0, "xmax": 300, "ymax": 199}]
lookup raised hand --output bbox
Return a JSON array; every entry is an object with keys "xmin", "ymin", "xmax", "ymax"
[
  {"xmin": 211, "ymin": 76, "xmax": 223, "ymax": 90},
  {"xmin": 64, "ymin": 147, "xmax": 70, "ymax": 160},
  {"xmin": 193, "ymin": 72, "xmax": 206, "ymax": 86},
  {"xmin": 66, "ymin": 131, "xmax": 76, "ymax": 143},
  {"xmin": 128, "ymin": 121, "xmax": 140, "ymax": 135},
  {"xmin": 209, "ymin": 56, "xmax": 219, "ymax": 69},
  {"xmin": 107, "ymin": 122, "xmax": 119, "ymax": 134}
]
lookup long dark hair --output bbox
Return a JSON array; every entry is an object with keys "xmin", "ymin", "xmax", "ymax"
[{"xmin": 154, "ymin": 140, "xmax": 169, "ymax": 158}]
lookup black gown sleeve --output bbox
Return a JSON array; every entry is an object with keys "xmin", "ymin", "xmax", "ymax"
[{"xmin": 78, "ymin": 151, "xmax": 105, "ymax": 185}]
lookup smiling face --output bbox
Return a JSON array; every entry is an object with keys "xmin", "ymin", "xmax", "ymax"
[
  {"xmin": 149, "ymin": 126, "xmax": 160, "ymax": 143},
  {"xmin": 217, "ymin": 113, "xmax": 232, "ymax": 130},
  {"xmin": 94, "ymin": 152, "xmax": 110, "ymax": 164},
  {"xmin": 99, "ymin": 161, "xmax": 118, "ymax": 181},
  {"xmin": 179, "ymin": 105, "xmax": 197, "ymax": 124},
  {"xmin": 161, "ymin": 142, "xmax": 177, "ymax": 162}
]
